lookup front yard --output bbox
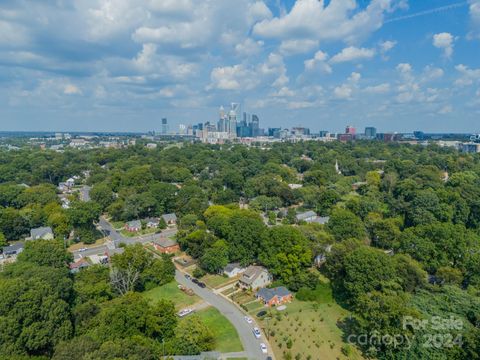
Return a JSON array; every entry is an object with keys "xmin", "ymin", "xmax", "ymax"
[
  {"xmin": 194, "ymin": 307, "xmax": 243, "ymax": 353},
  {"xmin": 120, "ymin": 227, "xmax": 157, "ymax": 238},
  {"xmin": 142, "ymin": 281, "xmax": 200, "ymax": 309}
]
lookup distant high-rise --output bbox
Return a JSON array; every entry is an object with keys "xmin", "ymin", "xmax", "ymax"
[
  {"xmin": 345, "ymin": 125, "xmax": 356, "ymax": 135},
  {"xmin": 161, "ymin": 118, "xmax": 168, "ymax": 135},
  {"xmin": 250, "ymin": 114, "xmax": 260, "ymax": 137},
  {"xmin": 365, "ymin": 127, "xmax": 377, "ymax": 139},
  {"xmin": 217, "ymin": 106, "xmax": 226, "ymax": 132},
  {"xmin": 228, "ymin": 103, "xmax": 239, "ymax": 137}
]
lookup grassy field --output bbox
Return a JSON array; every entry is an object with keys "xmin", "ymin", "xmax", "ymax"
[
  {"xmin": 68, "ymin": 237, "xmax": 107, "ymax": 251},
  {"xmin": 255, "ymin": 285, "xmax": 364, "ymax": 360},
  {"xmin": 142, "ymin": 281, "xmax": 200, "ymax": 309},
  {"xmin": 120, "ymin": 227, "xmax": 157, "ymax": 238},
  {"xmin": 195, "ymin": 307, "xmax": 243, "ymax": 353},
  {"xmin": 201, "ymin": 274, "xmax": 237, "ymax": 289}
]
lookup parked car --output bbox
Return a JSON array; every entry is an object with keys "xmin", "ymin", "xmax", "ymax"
[
  {"xmin": 257, "ymin": 310, "xmax": 267, "ymax": 317},
  {"xmin": 197, "ymin": 282, "xmax": 206, "ymax": 288},
  {"xmin": 184, "ymin": 274, "xmax": 191, "ymax": 280},
  {"xmin": 260, "ymin": 343, "xmax": 268, "ymax": 354},
  {"xmin": 244, "ymin": 316, "xmax": 253, "ymax": 324},
  {"xmin": 177, "ymin": 308, "xmax": 194, "ymax": 317},
  {"xmin": 253, "ymin": 327, "xmax": 261, "ymax": 339},
  {"xmin": 192, "ymin": 278, "xmax": 199, "ymax": 284},
  {"xmin": 79, "ymin": 248, "xmax": 87, "ymax": 252}
]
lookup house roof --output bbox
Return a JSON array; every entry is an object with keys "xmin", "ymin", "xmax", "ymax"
[
  {"xmin": 69, "ymin": 258, "xmax": 90, "ymax": 270},
  {"xmin": 240, "ymin": 265, "xmax": 268, "ymax": 285},
  {"xmin": 224, "ymin": 262, "xmax": 243, "ymax": 273},
  {"xmin": 2, "ymin": 242, "xmax": 24, "ymax": 254},
  {"xmin": 162, "ymin": 213, "xmax": 177, "ymax": 222},
  {"xmin": 310, "ymin": 216, "xmax": 330, "ymax": 225},
  {"xmin": 296, "ymin": 211, "xmax": 317, "ymax": 221},
  {"xmin": 256, "ymin": 286, "xmax": 291, "ymax": 302},
  {"xmin": 126, "ymin": 220, "xmax": 142, "ymax": 228},
  {"xmin": 30, "ymin": 226, "xmax": 53, "ymax": 239},
  {"xmin": 144, "ymin": 217, "xmax": 159, "ymax": 224},
  {"xmin": 153, "ymin": 238, "xmax": 178, "ymax": 248}
]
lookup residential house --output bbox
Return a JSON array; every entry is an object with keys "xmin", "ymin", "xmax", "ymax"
[
  {"xmin": 314, "ymin": 244, "xmax": 333, "ymax": 268},
  {"xmin": 29, "ymin": 227, "xmax": 54, "ymax": 240},
  {"xmin": 145, "ymin": 218, "xmax": 160, "ymax": 228},
  {"xmin": 288, "ymin": 183, "xmax": 303, "ymax": 190},
  {"xmin": 223, "ymin": 263, "xmax": 247, "ymax": 278},
  {"xmin": 256, "ymin": 286, "xmax": 293, "ymax": 307},
  {"xmin": 310, "ymin": 216, "xmax": 330, "ymax": 225},
  {"xmin": 69, "ymin": 258, "xmax": 91, "ymax": 273},
  {"xmin": 238, "ymin": 266, "xmax": 272, "ymax": 290},
  {"xmin": 88, "ymin": 254, "xmax": 109, "ymax": 265},
  {"xmin": 162, "ymin": 213, "xmax": 177, "ymax": 226},
  {"xmin": 2, "ymin": 243, "xmax": 24, "ymax": 256},
  {"xmin": 152, "ymin": 238, "xmax": 180, "ymax": 254},
  {"xmin": 295, "ymin": 210, "xmax": 317, "ymax": 223},
  {"xmin": 125, "ymin": 220, "xmax": 142, "ymax": 232}
]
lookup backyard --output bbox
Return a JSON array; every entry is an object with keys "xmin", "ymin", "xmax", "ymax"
[{"xmin": 254, "ymin": 284, "xmax": 364, "ymax": 360}]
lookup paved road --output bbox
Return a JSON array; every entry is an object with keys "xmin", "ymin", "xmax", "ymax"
[
  {"xmin": 176, "ymin": 270, "xmax": 271, "ymax": 360},
  {"xmin": 72, "ymin": 217, "xmax": 177, "ymax": 258}
]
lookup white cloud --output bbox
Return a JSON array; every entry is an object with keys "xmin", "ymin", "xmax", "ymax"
[
  {"xmin": 235, "ymin": 38, "xmax": 264, "ymax": 57},
  {"xmin": 433, "ymin": 32, "xmax": 454, "ymax": 58},
  {"xmin": 247, "ymin": 1, "xmax": 273, "ymax": 25},
  {"xmin": 468, "ymin": 0, "xmax": 480, "ymax": 39},
  {"xmin": 304, "ymin": 50, "xmax": 332, "ymax": 73},
  {"xmin": 64, "ymin": 84, "xmax": 82, "ymax": 95},
  {"xmin": 330, "ymin": 46, "xmax": 375, "ymax": 64},
  {"xmin": 209, "ymin": 64, "xmax": 258, "ymax": 90},
  {"xmin": 364, "ymin": 83, "xmax": 390, "ymax": 94},
  {"xmin": 333, "ymin": 72, "xmax": 361, "ymax": 99},
  {"xmin": 253, "ymin": 0, "xmax": 404, "ymax": 44},
  {"xmin": 334, "ymin": 84, "xmax": 353, "ymax": 99},
  {"xmin": 380, "ymin": 40, "xmax": 397, "ymax": 53},
  {"xmin": 455, "ymin": 64, "xmax": 480, "ymax": 86},
  {"xmin": 279, "ymin": 39, "xmax": 319, "ymax": 56}
]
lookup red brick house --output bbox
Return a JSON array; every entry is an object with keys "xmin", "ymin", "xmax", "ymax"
[
  {"xmin": 152, "ymin": 238, "xmax": 180, "ymax": 254},
  {"xmin": 256, "ymin": 286, "xmax": 293, "ymax": 307}
]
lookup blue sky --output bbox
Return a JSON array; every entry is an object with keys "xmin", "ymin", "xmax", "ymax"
[{"xmin": 0, "ymin": 0, "xmax": 480, "ymax": 133}]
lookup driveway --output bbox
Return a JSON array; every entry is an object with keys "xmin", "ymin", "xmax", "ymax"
[{"xmin": 176, "ymin": 270, "xmax": 272, "ymax": 360}]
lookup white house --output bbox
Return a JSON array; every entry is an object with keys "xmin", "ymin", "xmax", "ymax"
[{"xmin": 223, "ymin": 263, "xmax": 247, "ymax": 278}]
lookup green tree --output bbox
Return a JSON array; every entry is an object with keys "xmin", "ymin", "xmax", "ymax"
[
  {"xmin": 18, "ymin": 240, "xmax": 73, "ymax": 268},
  {"xmin": 326, "ymin": 208, "xmax": 366, "ymax": 241},
  {"xmin": 171, "ymin": 315, "xmax": 215, "ymax": 355},
  {"xmin": 200, "ymin": 239, "xmax": 229, "ymax": 273}
]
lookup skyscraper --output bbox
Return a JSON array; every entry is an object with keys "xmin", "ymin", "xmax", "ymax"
[
  {"xmin": 345, "ymin": 125, "xmax": 356, "ymax": 135},
  {"xmin": 227, "ymin": 103, "xmax": 239, "ymax": 137},
  {"xmin": 365, "ymin": 127, "xmax": 377, "ymax": 139},
  {"xmin": 250, "ymin": 114, "xmax": 259, "ymax": 137},
  {"xmin": 161, "ymin": 118, "xmax": 168, "ymax": 135}
]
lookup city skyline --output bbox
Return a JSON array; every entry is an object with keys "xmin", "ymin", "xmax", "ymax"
[{"xmin": 1, "ymin": 1, "xmax": 480, "ymax": 132}]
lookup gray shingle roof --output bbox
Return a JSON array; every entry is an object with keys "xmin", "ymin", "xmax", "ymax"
[
  {"xmin": 256, "ymin": 286, "xmax": 291, "ymax": 302},
  {"xmin": 162, "ymin": 213, "xmax": 177, "ymax": 222},
  {"xmin": 295, "ymin": 210, "xmax": 317, "ymax": 221},
  {"xmin": 2, "ymin": 243, "xmax": 24, "ymax": 255},
  {"xmin": 30, "ymin": 227, "xmax": 53, "ymax": 239},
  {"xmin": 153, "ymin": 238, "xmax": 178, "ymax": 248},
  {"xmin": 224, "ymin": 262, "xmax": 242, "ymax": 273},
  {"xmin": 126, "ymin": 220, "xmax": 142, "ymax": 228}
]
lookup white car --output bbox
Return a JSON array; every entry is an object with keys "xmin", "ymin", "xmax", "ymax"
[
  {"xmin": 177, "ymin": 308, "xmax": 194, "ymax": 317},
  {"xmin": 244, "ymin": 316, "xmax": 253, "ymax": 324},
  {"xmin": 253, "ymin": 327, "xmax": 261, "ymax": 339},
  {"xmin": 79, "ymin": 248, "xmax": 87, "ymax": 252},
  {"xmin": 260, "ymin": 343, "xmax": 268, "ymax": 354}
]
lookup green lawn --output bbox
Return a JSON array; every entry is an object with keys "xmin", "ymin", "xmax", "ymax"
[
  {"xmin": 142, "ymin": 281, "xmax": 200, "ymax": 309},
  {"xmin": 195, "ymin": 307, "xmax": 243, "ymax": 353},
  {"xmin": 201, "ymin": 274, "xmax": 236, "ymax": 289},
  {"xmin": 255, "ymin": 287, "xmax": 365, "ymax": 360},
  {"xmin": 120, "ymin": 227, "xmax": 157, "ymax": 238}
]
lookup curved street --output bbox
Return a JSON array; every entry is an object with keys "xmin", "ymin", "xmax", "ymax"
[{"xmin": 175, "ymin": 269, "xmax": 272, "ymax": 360}]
